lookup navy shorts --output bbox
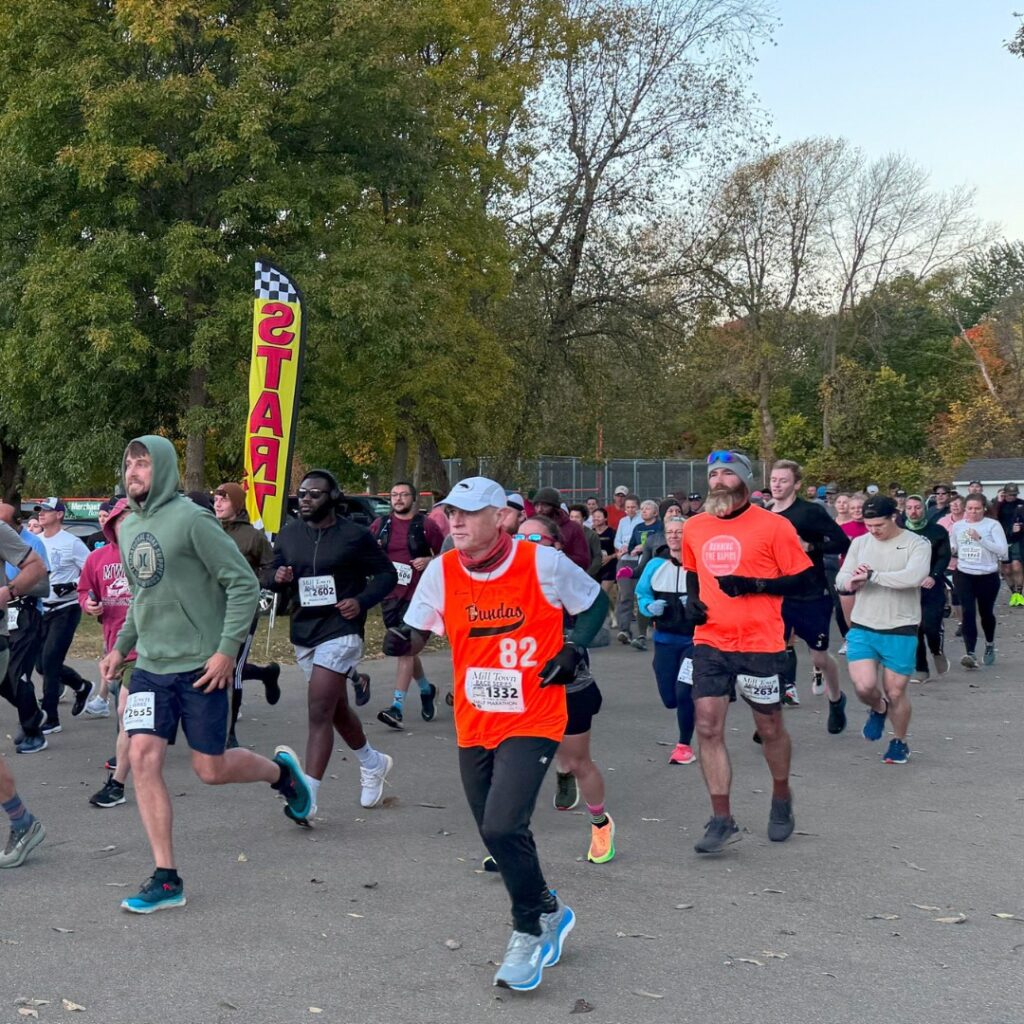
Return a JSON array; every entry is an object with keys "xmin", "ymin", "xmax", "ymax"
[
  {"xmin": 381, "ymin": 597, "xmax": 411, "ymax": 630},
  {"xmin": 565, "ymin": 682, "xmax": 603, "ymax": 736},
  {"xmin": 125, "ymin": 667, "xmax": 229, "ymax": 756},
  {"xmin": 691, "ymin": 644, "xmax": 789, "ymax": 715},
  {"xmin": 782, "ymin": 594, "xmax": 833, "ymax": 651}
]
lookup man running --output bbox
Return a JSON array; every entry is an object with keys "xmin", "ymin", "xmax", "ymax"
[
  {"xmin": 99, "ymin": 436, "xmax": 313, "ymax": 913},
  {"xmin": 902, "ymin": 495, "xmax": 951, "ymax": 682},
  {"xmin": 682, "ymin": 451, "xmax": 816, "ymax": 854},
  {"xmin": 768, "ymin": 460, "xmax": 850, "ymax": 731},
  {"xmin": 532, "ymin": 488, "xmax": 590, "ymax": 571},
  {"xmin": 392, "ymin": 477, "xmax": 608, "ymax": 991},
  {"xmin": 0, "ymin": 520, "xmax": 50, "ymax": 866},
  {"xmin": 269, "ymin": 470, "xmax": 397, "ymax": 820},
  {"xmin": 371, "ymin": 480, "xmax": 444, "ymax": 728},
  {"xmin": 33, "ymin": 498, "xmax": 94, "ymax": 732},
  {"xmin": 992, "ymin": 483, "xmax": 1024, "ymax": 605},
  {"xmin": 835, "ymin": 495, "xmax": 930, "ymax": 765}
]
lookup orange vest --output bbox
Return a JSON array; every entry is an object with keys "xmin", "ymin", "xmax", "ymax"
[{"xmin": 440, "ymin": 542, "xmax": 567, "ymax": 749}]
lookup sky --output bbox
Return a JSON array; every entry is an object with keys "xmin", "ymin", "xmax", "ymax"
[{"xmin": 750, "ymin": 1, "xmax": 1023, "ymax": 240}]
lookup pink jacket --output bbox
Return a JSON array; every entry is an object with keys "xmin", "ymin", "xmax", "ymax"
[{"xmin": 77, "ymin": 513, "xmax": 135, "ymax": 658}]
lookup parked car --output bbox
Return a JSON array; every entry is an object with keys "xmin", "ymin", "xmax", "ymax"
[{"xmin": 283, "ymin": 493, "xmax": 379, "ymax": 528}]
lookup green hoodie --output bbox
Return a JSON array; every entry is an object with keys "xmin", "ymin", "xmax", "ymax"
[{"xmin": 114, "ymin": 435, "xmax": 260, "ymax": 673}]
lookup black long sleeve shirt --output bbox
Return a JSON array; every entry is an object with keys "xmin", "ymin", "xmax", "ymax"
[{"xmin": 773, "ymin": 498, "xmax": 850, "ymax": 600}]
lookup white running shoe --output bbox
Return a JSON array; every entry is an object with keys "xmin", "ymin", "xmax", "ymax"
[
  {"xmin": 84, "ymin": 696, "xmax": 110, "ymax": 718},
  {"xmin": 359, "ymin": 753, "xmax": 393, "ymax": 808}
]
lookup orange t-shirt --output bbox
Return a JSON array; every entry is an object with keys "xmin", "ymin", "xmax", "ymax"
[
  {"xmin": 681, "ymin": 504, "xmax": 811, "ymax": 653},
  {"xmin": 440, "ymin": 543, "xmax": 567, "ymax": 749}
]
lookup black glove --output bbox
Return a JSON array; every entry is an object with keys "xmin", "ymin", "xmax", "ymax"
[
  {"xmin": 539, "ymin": 643, "xmax": 584, "ymax": 688},
  {"xmin": 686, "ymin": 597, "xmax": 709, "ymax": 625},
  {"xmin": 382, "ymin": 625, "xmax": 413, "ymax": 657},
  {"xmin": 716, "ymin": 575, "xmax": 759, "ymax": 597}
]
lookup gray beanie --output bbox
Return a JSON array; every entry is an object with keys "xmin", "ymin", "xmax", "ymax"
[{"xmin": 706, "ymin": 450, "xmax": 753, "ymax": 486}]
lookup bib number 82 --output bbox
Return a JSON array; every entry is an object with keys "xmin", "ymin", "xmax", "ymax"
[{"xmin": 499, "ymin": 637, "xmax": 537, "ymax": 669}]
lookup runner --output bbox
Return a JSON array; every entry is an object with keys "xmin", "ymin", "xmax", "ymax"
[
  {"xmin": 621, "ymin": 500, "xmax": 662, "ymax": 651},
  {"xmin": 835, "ymin": 492, "xmax": 868, "ymax": 652},
  {"xmin": 212, "ymin": 481, "xmax": 282, "ymax": 748},
  {"xmin": 950, "ymin": 494, "xmax": 1007, "ymax": 668},
  {"xmin": 588, "ymin": 507, "xmax": 617, "ymax": 612},
  {"xmin": 393, "ymin": 477, "xmax": 608, "ymax": 991},
  {"xmin": 0, "ymin": 504, "xmax": 47, "ymax": 754},
  {"xmin": 835, "ymin": 495, "xmax": 931, "ymax": 765},
  {"xmin": 370, "ymin": 480, "xmax": 444, "ymax": 728},
  {"xmin": 992, "ymin": 483, "xmax": 1024, "ymax": 605},
  {"xmin": 98, "ymin": 436, "xmax": 314, "ymax": 913},
  {"xmin": 567, "ymin": 505, "xmax": 604, "ymax": 579},
  {"xmin": 937, "ymin": 494, "xmax": 965, "ymax": 636},
  {"xmin": 682, "ymin": 450, "xmax": 815, "ymax": 854},
  {"xmin": 531, "ymin": 488, "xmax": 590, "ymax": 571},
  {"xmin": 33, "ymin": 498, "xmax": 94, "ymax": 733},
  {"xmin": 902, "ymin": 495, "xmax": 951, "ymax": 682},
  {"xmin": 612, "ymin": 495, "xmax": 642, "ymax": 644},
  {"xmin": 0, "ymin": 518, "xmax": 50, "ymax": 866},
  {"xmin": 268, "ymin": 469, "xmax": 397, "ymax": 819},
  {"xmin": 78, "ymin": 499, "xmax": 135, "ymax": 807},
  {"xmin": 636, "ymin": 516, "xmax": 700, "ymax": 764},
  {"xmin": 767, "ymin": 460, "xmax": 850, "ymax": 732},
  {"xmin": 683, "ymin": 492, "xmax": 704, "ymax": 519},
  {"xmin": 605, "ymin": 485, "xmax": 630, "ymax": 531}
]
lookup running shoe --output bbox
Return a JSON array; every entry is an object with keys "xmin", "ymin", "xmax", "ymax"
[
  {"xmin": 954, "ymin": 624, "xmax": 963, "ymax": 637},
  {"xmin": 811, "ymin": 669, "xmax": 825, "ymax": 696},
  {"xmin": 41, "ymin": 717, "xmax": 62, "ymax": 735},
  {"xmin": 826, "ymin": 692, "xmax": 847, "ymax": 735},
  {"xmin": 669, "ymin": 743, "xmax": 697, "ymax": 765},
  {"xmin": 16, "ymin": 733, "xmax": 47, "ymax": 754},
  {"xmin": 445, "ymin": 690, "xmax": 454, "ymax": 707},
  {"xmin": 420, "ymin": 683, "xmax": 437, "ymax": 722},
  {"xmin": 694, "ymin": 815, "xmax": 740, "ymax": 854},
  {"xmin": 882, "ymin": 738, "xmax": 909, "ymax": 764},
  {"xmin": 13, "ymin": 708, "xmax": 45, "ymax": 747},
  {"xmin": 0, "ymin": 818, "xmax": 45, "ymax": 868},
  {"xmin": 1010, "ymin": 593, "xmax": 1023, "ymax": 607},
  {"xmin": 617, "ymin": 631, "xmax": 630, "ymax": 645},
  {"xmin": 121, "ymin": 875, "xmax": 186, "ymax": 914},
  {"xmin": 272, "ymin": 745, "xmax": 314, "ymax": 820},
  {"xmin": 767, "ymin": 798, "xmax": 795, "ymax": 842},
  {"xmin": 493, "ymin": 930, "xmax": 553, "ymax": 991},
  {"xmin": 553, "ymin": 771, "xmax": 579, "ymax": 811},
  {"xmin": 71, "ymin": 681, "xmax": 95, "ymax": 718},
  {"xmin": 264, "ymin": 663, "xmax": 282, "ymax": 705},
  {"xmin": 862, "ymin": 701, "xmax": 887, "ymax": 742},
  {"xmin": 984, "ymin": 643, "xmax": 996, "ymax": 666},
  {"xmin": 359, "ymin": 752, "xmax": 393, "ymax": 808},
  {"xmin": 837, "ymin": 641, "xmax": 847, "ymax": 656},
  {"xmin": 90, "ymin": 774, "xmax": 126, "ymax": 808},
  {"xmin": 377, "ymin": 705, "xmax": 403, "ymax": 729},
  {"xmin": 629, "ymin": 636, "xmax": 647, "ymax": 651},
  {"xmin": 104, "ymin": 755, "xmax": 117, "ymax": 772},
  {"xmin": 284, "ymin": 805, "xmax": 313, "ymax": 828},
  {"xmin": 782, "ymin": 683, "xmax": 799, "ymax": 706},
  {"xmin": 961, "ymin": 652, "xmax": 978, "ymax": 669},
  {"xmin": 84, "ymin": 695, "xmax": 110, "ymax": 717},
  {"xmin": 540, "ymin": 892, "xmax": 575, "ymax": 965},
  {"xmin": 482, "ymin": 854, "xmax": 499, "ymax": 872},
  {"xmin": 933, "ymin": 652, "xmax": 950, "ymax": 675},
  {"xmin": 587, "ymin": 815, "xmax": 616, "ymax": 863},
  {"xmin": 352, "ymin": 672, "xmax": 371, "ymax": 707}
]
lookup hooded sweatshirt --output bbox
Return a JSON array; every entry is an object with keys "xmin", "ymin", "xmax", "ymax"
[
  {"xmin": 113, "ymin": 435, "xmax": 259, "ymax": 673},
  {"xmin": 77, "ymin": 502, "xmax": 135, "ymax": 656}
]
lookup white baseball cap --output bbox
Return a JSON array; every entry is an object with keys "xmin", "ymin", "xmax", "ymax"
[
  {"xmin": 441, "ymin": 477, "xmax": 507, "ymax": 511},
  {"xmin": 866, "ymin": 484, "xmax": 879, "ymax": 495},
  {"xmin": 613, "ymin": 485, "xmax": 629, "ymax": 496}
]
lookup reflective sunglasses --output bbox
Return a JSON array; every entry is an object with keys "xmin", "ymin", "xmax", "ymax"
[
  {"xmin": 706, "ymin": 450, "xmax": 737, "ymax": 464},
  {"xmin": 514, "ymin": 532, "xmax": 555, "ymax": 545},
  {"xmin": 296, "ymin": 488, "xmax": 327, "ymax": 499}
]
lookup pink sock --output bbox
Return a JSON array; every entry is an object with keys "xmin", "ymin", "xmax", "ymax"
[{"xmin": 586, "ymin": 802, "xmax": 604, "ymax": 818}]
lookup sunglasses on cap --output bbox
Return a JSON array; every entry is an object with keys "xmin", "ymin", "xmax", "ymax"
[
  {"xmin": 514, "ymin": 532, "xmax": 555, "ymax": 545},
  {"xmin": 706, "ymin": 450, "xmax": 738, "ymax": 464}
]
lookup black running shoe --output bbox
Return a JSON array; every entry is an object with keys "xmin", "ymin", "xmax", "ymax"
[
  {"xmin": 90, "ymin": 774, "xmax": 126, "ymax": 808},
  {"xmin": 352, "ymin": 673, "xmax": 371, "ymax": 707},
  {"xmin": 104, "ymin": 755, "xmax": 117, "ymax": 772},
  {"xmin": 377, "ymin": 705, "xmax": 403, "ymax": 729},
  {"xmin": 767, "ymin": 798, "xmax": 795, "ymax": 842},
  {"xmin": 827, "ymin": 692, "xmax": 847, "ymax": 735},
  {"xmin": 264, "ymin": 663, "xmax": 282, "ymax": 706},
  {"xmin": 14, "ymin": 708, "xmax": 45, "ymax": 747},
  {"xmin": 694, "ymin": 815, "xmax": 741, "ymax": 854},
  {"xmin": 445, "ymin": 690, "xmax": 454, "ymax": 707},
  {"xmin": 420, "ymin": 683, "xmax": 437, "ymax": 722},
  {"xmin": 71, "ymin": 681, "xmax": 95, "ymax": 718}
]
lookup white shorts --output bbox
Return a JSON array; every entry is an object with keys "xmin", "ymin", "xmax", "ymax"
[{"xmin": 294, "ymin": 635, "xmax": 363, "ymax": 681}]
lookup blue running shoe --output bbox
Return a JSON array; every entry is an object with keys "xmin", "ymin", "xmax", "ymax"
[
  {"xmin": 273, "ymin": 745, "xmax": 313, "ymax": 820},
  {"xmin": 493, "ymin": 930, "xmax": 553, "ymax": 991},
  {"xmin": 121, "ymin": 875, "xmax": 186, "ymax": 914},
  {"xmin": 882, "ymin": 738, "xmax": 909, "ymax": 764},
  {"xmin": 540, "ymin": 892, "xmax": 575, "ymax": 965},
  {"xmin": 862, "ymin": 701, "xmax": 887, "ymax": 742}
]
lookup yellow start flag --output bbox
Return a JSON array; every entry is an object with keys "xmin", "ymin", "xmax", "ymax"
[{"xmin": 244, "ymin": 262, "xmax": 305, "ymax": 534}]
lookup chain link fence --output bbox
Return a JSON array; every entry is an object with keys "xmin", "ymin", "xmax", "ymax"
[{"xmin": 442, "ymin": 456, "xmax": 767, "ymax": 502}]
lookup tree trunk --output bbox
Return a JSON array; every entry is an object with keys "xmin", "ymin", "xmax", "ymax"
[
  {"xmin": 414, "ymin": 424, "xmax": 450, "ymax": 495},
  {"xmin": 183, "ymin": 365, "xmax": 208, "ymax": 490},
  {"xmin": 757, "ymin": 363, "xmax": 776, "ymax": 467},
  {"xmin": 392, "ymin": 432, "xmax": 409, "ymax": 483},
  {"xmin": 0, "ymin": 439, "xmax": 24, "ymax": 503}
]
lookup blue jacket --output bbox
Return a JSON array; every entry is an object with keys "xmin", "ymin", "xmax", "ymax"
[{"xmin": 637, "ymin": 552, "xmax": 694, "ymax": 644}]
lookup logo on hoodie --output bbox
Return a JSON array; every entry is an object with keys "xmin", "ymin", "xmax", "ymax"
[{"xmin": 128, "ymin": 532, "xmax": 165, "ymax": 588}]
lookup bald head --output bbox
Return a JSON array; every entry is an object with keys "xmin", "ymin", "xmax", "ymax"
[{"xmin": 0, "ymin": 503, "xmax": 17, "ymax": 528}]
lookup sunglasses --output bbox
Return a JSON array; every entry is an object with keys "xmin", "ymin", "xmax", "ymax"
[
  {"xmin": 706, "ymin": 450, "xmax": 737, "ymax": 464},
  {"xmin": 296, "ymin": 488, "xmax": 327, "ymax": 499},
  {"xmin": 514, "ymin": 533, "xmax": 555, "ymax": 545}
]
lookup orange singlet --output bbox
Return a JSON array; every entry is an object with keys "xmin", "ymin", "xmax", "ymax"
[{"xmin": 441, "ymin": 542, "xmax": 567, "ymax": 749}]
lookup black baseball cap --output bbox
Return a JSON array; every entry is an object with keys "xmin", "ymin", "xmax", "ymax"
[
  {"xmin": 688, "ymin": 492, "xmax": 702, "ymax": 501},
  {"xmin": 862, "ymin": 495, "xmax": 897, "ymax": 519}
]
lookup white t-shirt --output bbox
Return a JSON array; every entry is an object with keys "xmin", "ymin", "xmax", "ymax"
[
  {"xmin": 951, "ymin": 517, "xmax": 1008, "ymax": 575},
  {"xmin": 38, "ymin": 529, "xmax": 89, "ymax": 609},
  {"xmin": 405, "ymin": 542, "xmax": 600, "ymax": 636}
]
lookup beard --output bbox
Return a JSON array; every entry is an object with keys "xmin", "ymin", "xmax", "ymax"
[{"xmin": 705, "ymin": 482, "xmax": 747, "ymax": 517}]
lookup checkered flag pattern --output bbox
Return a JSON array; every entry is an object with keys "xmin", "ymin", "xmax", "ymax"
[{"xmin": 254, "ymin": 262, "xmax": 298, "ymax": 303}]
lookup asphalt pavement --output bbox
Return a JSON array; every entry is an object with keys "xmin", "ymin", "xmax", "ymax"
[{"xmin": 3, "ymin": 613, "xmax": 1023, "ymax": 1024}]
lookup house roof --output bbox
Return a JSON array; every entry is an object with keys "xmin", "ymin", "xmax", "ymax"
[{"xmin": 951, "ymin": 458, "xmax": 1024, "ymax": 484}]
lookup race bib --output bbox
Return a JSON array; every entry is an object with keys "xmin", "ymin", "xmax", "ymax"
[
  {"xmin": 960, "ymin": 542, "xmax": 982, "ymax": 564},
  {"xmin": 393, "ymin": 562, "xmax": 413, "ymax": 587},
  {"xmin": 465, "ymin": 667, "xmax": 524, "ymax": 713},
  {"xmin": 737, "ymin": 673, "xmax": 780, "ymax": 705},
  {"xmin": 124, "ymin": 691, "xmax": 156, "ymax": 731},
  {"xmin": 677, "ymin": 657, "xmax": 693, "ymax": 685},
  {"xmin": 299, "ymin": 575, "xmax": 337, "ymax": 607},
  {"xmin": 7, "ymin": 606, "xmax": 19, "ymax": 631}
]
